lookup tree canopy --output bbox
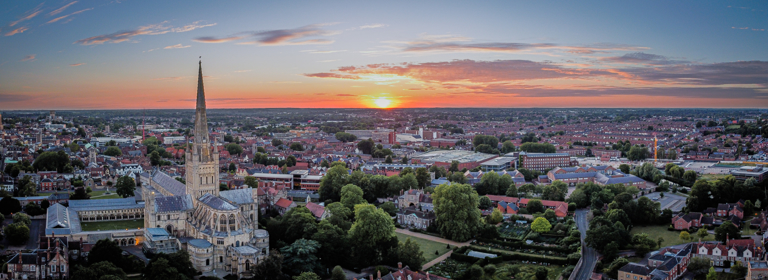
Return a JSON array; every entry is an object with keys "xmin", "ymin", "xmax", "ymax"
[{"xmin": 433, "ymin": 183, "xmax": 481, "ymax": 241}]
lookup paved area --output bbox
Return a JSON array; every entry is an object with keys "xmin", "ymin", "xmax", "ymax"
[
  {"xmin": 573, "ymin": 209, "xmax": 598, "ymax": 280},
  {"xmin": 394, "ymin": 228, "xmax": 470, "ymax": 247},
  {"xmin": 642, "ymin": 192, "xmax": 687, "ymax": 212},
  {"xmin": 26, "ymin": 219, "xmax": 45, "ymax": 249},
  {"xmin": 121, "ymin": 245, "xmax": 150, "ymax": 263}
]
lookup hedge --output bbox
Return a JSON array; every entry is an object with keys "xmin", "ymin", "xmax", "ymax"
[
  {"xmin": 475, "ymin": 237, "xmax": 575, "ymax": 253},
  {"xmin": 468, "ymin": 246, "xmax": 574, "ymax": 265}
]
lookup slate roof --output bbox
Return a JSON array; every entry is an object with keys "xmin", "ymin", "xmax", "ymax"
[
  {"xmin": 232, "ymin": 245, "xmax": 260, "ymax": 255},
  {"xmin": 198, "ymin": 193, "xmax": 238, "ymax": 210},
  {"xmin": 69, "ymin": 197, "xmax": 142, "ymax": 211},
  {"xmin": 219, "ymin": 189, "xmax": 254, "ymax": 205},
  {"xmin": 45, "ymin": 203, "xmax": 82, "ymax": 235},
  {"xmin": 188, "ymin": 239, "xmax": 213, "ymax": 248},
  {"xmin": 152, "ymin": 170, "xmax": 186, "ymax": 196},
  {"xmin": 155, "ymin": 194, "xmax": 194, "ymax": 213},
  {"xmin": 619, "ymin": 263, "xmax": 652, "ymax": 275}
]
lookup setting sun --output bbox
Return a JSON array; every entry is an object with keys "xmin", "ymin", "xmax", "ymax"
[{"xmin": 373, "ymin": 97, "xmax": 393, "ymax": 109}]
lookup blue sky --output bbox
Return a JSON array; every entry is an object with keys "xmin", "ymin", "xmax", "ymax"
[{"xmin": 1, "ymin": 0, "xmax": 766, "ymax": 109}]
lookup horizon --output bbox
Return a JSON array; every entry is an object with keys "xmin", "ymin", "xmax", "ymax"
[{"xmin": 1, "ymin": 0, "xmax": 767, "ymax": 109}]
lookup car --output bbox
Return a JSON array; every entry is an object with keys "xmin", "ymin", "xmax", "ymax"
[{"xmin": 652, "ymin": 197, "xmax": 659, "ymax": 201}]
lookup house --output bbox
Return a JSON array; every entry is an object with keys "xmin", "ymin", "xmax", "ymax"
[
  {"xmin": 694, "ymin": 239, "xmax": 763, "ymax": 266},
  {"xmin": 716, "ymin": 203, "xmax": 744, "ymax": 219},
  {"xmin": 305, "ymin": 202, "xmax": 329, "ymax": 220},
  {"xmin": 671, "ymin": 212, "xmax": 702, "ymax": 230},
  {"xmin": 397, "ymin": 189, "xmax": 433, "ymax": 211},
  {"xmin": 274, "ymin": 198, "xmax": 296, "ymax": 215},
  {"xmin": 396, "ymin": 206, "xmax": 435, "ymax": 230},
  {"xmin": 486, "ymin": 194, "xmax": 568, "ymax": 217},
  {"xmin": 748, "ymin": 261, "xmax": 768, "ymax": 280},
  {"xmin": 618, "ymin": 244, "xmax": 693, "ymax": 280}
]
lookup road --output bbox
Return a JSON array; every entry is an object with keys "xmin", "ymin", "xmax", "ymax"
[
  {"xmin": 574, "ymin": 209, "xmax": 598, "ymax": 280},
  {"xmin": 26, "ymin": 219, "xmax": 45, "ymax": 249}
]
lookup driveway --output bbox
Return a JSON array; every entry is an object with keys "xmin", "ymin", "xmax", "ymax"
[{"xmin": 26, "ymin": 219, "xmax": 45, "ymax": 249}]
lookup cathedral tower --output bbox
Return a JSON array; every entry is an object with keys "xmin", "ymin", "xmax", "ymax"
[{"xmin": 185, "ymin": 60, "xmax": 220, "ymax": 200}]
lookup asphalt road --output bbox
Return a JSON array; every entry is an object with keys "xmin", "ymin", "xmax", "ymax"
[
  {"xmin": 574, "ymin": 209, "xmax": 598, "ymax": 280},
  {"xmin": 26, "ymin": 219, "xmax": 45, "ymax": 249}
]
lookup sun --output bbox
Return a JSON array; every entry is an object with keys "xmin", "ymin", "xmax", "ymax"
[{"xmin": 373, "ymin": 97, "xmax": 393, "ymax": 109}]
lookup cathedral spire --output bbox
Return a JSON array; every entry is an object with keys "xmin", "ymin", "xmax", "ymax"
[{"xmin": 194, "ymin": 59, "xmax": 209, "ymax": 145}]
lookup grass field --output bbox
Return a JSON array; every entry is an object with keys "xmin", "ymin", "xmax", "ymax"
[
  {"xmin": 700, "ymin": 174, "xmax": 729, "ymax": 181},
  {"xmin": 81, "ymin": 219, "xmax": 144, "ymax": 231},
  {"xmin": 395, "ymin": 232, "xmax": 453, "ymax": 263},
  {"xmin": 630, "ymin": 225, "xmax": 715, "ymax": 247}
]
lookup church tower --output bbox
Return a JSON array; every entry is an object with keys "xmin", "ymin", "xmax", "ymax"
[{"xmin": 185, "ymin": 60, "xmax": 220, "ymax": 200}]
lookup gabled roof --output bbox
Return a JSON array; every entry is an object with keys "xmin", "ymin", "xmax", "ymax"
[
  {"xmin": 219, "ymin": 188, "xmax": 254, "ymax": 205},
  {"xmin": 305, "ymin": 202, "xmax": 325, "ymax": 219},
  {"xmin": 152, "ymin": 170, "xmax": 186, "ymax": 196},
  {"xmin": 155, "ymin": 194, "xmax": 194, "ymax": 213},
  {"xmin": 199, "ymin": 193, "xmax": 238, "ymax": 210}
]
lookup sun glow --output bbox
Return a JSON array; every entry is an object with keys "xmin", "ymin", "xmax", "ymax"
[{"xmin": 373, "ymin": 97, "xmax": 393, "ymax": 108}]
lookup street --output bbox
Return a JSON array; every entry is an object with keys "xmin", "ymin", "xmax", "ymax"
[{"xmin": 573, "ymin": 209, "xmax": 598, "ymax": 280}]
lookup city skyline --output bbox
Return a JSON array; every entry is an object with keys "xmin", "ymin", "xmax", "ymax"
[{"xmin": 1, "ymin": 0, "xmax": 767, "ymax": 109}]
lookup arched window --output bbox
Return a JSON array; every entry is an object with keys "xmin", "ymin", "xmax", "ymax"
[
  {"xmin": 236, "ymin": 241, "xmax": 240, "ymax": 247},
  {"xmin": 206, "ymin": 259, "xmax": 209, "ymax": 266},
  {"xmin": 220, "ymin": 256, "xmax": 223, "ymax": 263}
]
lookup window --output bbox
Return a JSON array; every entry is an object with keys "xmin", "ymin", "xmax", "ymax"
[
  {"xmin": 220, "ymin": 256, "xmax": 223, "ymax": 263},
  {"xmin": 60, "ymin": 265, "xmax": 65, "ymax": 272},
  {"xmin": 52, "ymin": 265, "xmax": 56, "ymax": 272}
]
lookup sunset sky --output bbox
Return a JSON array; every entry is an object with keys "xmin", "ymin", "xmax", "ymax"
[{"xmin": 1, "ymin": 0, "xmax": 767, "ymax": 109}]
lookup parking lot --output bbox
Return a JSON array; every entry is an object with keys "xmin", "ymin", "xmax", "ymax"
[{"xmin": 641, "ymin": 192, "xmax": 687, "ymax": 213}]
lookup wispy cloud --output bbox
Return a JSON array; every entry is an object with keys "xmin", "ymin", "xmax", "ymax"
[
  {"xmin": 397, "ymin": 34, "xmax": 649, "ymax": 55},
  {"xmin": 9, "ymin": 3, "xmax": 44, "ymax": 27},
  {"xmin": 194, "ymin": 23, "xmax": 336, "ymax": 46},
  {"xmin": 5, "ymin": 26, "xmax": 28, "ymax": 36},
  {"xmin": 732, "ymin": 26, "xmax": 765, "ymax": 31},
  {"xmin": 164, "ymin": 44, "xmax": 191, "ymax": 49},
  {"xmin": 47, "ymin": 8, "xmax": 93, "ymax": 24},
  {"xmin": 69, "ymin": 63, "xmax": 85, "ymax": 66},
  {"xmin": 49, "ymin": 1, "xmax": 78, "ymax": 16},
  {"xmin": 300, "ymin": 49, "xmax": 347, "ymax": 54},
  {"xmin": 337, "ymin": 94, "xmax": 355, "ymax": 96},
  {"xmin": 75, "ymin": 20, "xmax": 216, "ymax": 45},
  {"xmin": 360, "ymin": 24, "xmax": 387, "ymax": 29},
  {"xmin": 21, "ymin": 54, "xmax": 36, "ymax": 62},
  {"xmin": 599, "ymin": 52, "xmax": 690, "ymax": 65}
]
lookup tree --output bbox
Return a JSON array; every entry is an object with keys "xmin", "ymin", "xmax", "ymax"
[
  {"xmin": 705, "ymin": 267, "xmax": 717, "ymax": 280},
  {"xmin": 447, "ymin": 172, "xmax": 466, "ymax": 184},
  {"xmin": 33, "ymin": 151, "xmax": 71, "ymax": 172},
  {"xmin": 619, "ymin": 164, "xmax": 630, "ymax": 174},
  {"xmin": 5, "ymin": 222, "xmax": 30, "ymax": 245},
  {"xmin": 18, "ymin": 182, "xmax": 37, "ymax": 197},
  {"xmin": 688, "ymin": 256, "xmax": 712, "ymax": 275},
  {"xmin": 479, "ymin": 196, "xmax": 493, "ymax": 209},
  {"xmin": 489, "ymin": 208, "xmax": 503, "ymax": 224},
  {"xmin": 335, "ymin": 132, "xmax": 357, "ymax": 142},
  {"xmin": 379, "ymin": 202, "xmax": 397, "ymax": 216},
  {"xmin": 312, "ymin": 220, "xmax": 351, "ymax": 268},
  {"xmin": 340, "ymin": 184, "xmax": 365, "ymax": 211},
  {"xmin": 271, "ymin": 138, "xmax": 284, "ymax": 147},
  {"xmin": 519, "ymin": 142, "xmax": 556, "ymax": 153},
  {"xmin": 715, "ymin": 220, "xmax": 740, "ymax": 243},
  {"xmin": 527, "ymin": 199, "xmax": 544, "ymax": 213},
  {"xmin": 69, "ymin": 142, "xmax": 81, "ymax": 153},
  {"xmin": 679, "ymin": 231, "xmax": 691, "ymax": 242},
  {"xmin": 732, "ymin": 261, "xmax": 748, "ymax": 278},
  {"xmin": 251, "ymin": 249, "xmax": 286, "ymax": 280},
  {"xmin": 397, "ymin": 237, "xmax": 426, "ymax": 271},
  {"xmin": 535, "ymin": 266, "xmax": 548, "ymax": 280},
  {"xmin": 697, "ymin": 228, "xmax": 709, "ymax": 240},
  {"xmin": 349, "ymin": 204, "xmax": 397, "ymax": 265},
  {"xmin": 744, "ymin": 200, "xmax": 755, "ymax": 217},
  {"xmin": 13, "ymin": 213, "xmax": 31, "ymax": 226},
  {"xmin": 150, "ymin": 151, "xmax": 161, "ymax": 166},
  {"xmin": 449, "ymin": 160, "xmax": 459, "ymax": 172},
  {"xmin": 0, "ymin": 197, "xmax": 21, "ymax": 215},
  {"xmin": 280, "ymin": 239, "xmax": 322, "ymax": 276},
  {"xmin": 226, "ymin": 143, "xmax": 243, "ymax": 155},
  {"xmin": 244, "ymin": 176, "xmax": 258, "ymax": 188},
  {"xmin": 71, "ymin": 261, "xmax": 128, "ymax": 280},
  {"xmin": 501, "ymin": 140, "xmax": 515, "ymax": 153},
  {"xmin": 105, "ymin": 146, "xmax": 122, "ymax": 157},
  {"xmin": 604, "ymin": 257, "xmax": 629, "ymax": 279},
  {"xmin": 115, "ymin": 176, "xmax": 136, "ymax": 198},
  {"xmin": 40, "ymin": 199, "xmax": 50, "ymax": 209},
  {"xmin": 318, "ymin": 164, "xmax": 349, "ymax": 202},
  {"xmin": 331, "ymin": 266, "xmax": 346, "ymax": 280},
  {"xmin": 90, "ymin": 239, "xmax": 124, "ymax": 266},
  {"xmin": 293, "ymin": 272, "xmax": 320, "ymax": 280},
  {"xmin": 506, "ymin": 184, "xmax": 518, "ymax": 197},
  {"xmin": 531, "ymin": 217, "xmax": 552, "ymax": 233},
  {"xmin": 433, "ymin": 183, "xmax": 481, "ymax": 241},
  {"xmin": 627, "ymin": 145, "xmax": 649, "ymax": 161},
  {"xmin": 415, "ymin": 167, "xmax": 431, "ymax": 188},
  {"xmin": 470, "ymin": 265, "xmax": 485, "ymax": 279},
  {"xmin": 544, "ymin": 209, "xmax": 557, "ymax": 220},
  {"xmin": 326, "ymin": 202, "xmax": 353, "ymax": 231},
  {"xmin": 683, "ymin": 170, "xmax": 697, "ymax": 182},
  {"xmin": 289, "ymin": 142, "xmax": 304, "ymax": 151}
]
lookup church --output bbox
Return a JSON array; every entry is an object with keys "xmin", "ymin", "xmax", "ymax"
[{"xmin": 142, "ymin": 60, "xmax": 269, "ymax": 278}]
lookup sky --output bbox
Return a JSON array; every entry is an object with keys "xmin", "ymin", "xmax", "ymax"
[{"xmin": 1, "ymin": 0, "xmax": 767, "ymax": 109}]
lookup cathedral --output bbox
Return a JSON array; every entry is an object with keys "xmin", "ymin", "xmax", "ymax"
[{"xmin": 142, "ymin": 60, "xmax": 269, "ymax": 278}]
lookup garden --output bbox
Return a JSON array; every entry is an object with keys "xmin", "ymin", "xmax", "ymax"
[
  {"xmin": 426, "ymin": 252, "xmax": 569, "ymax": 280},
  {"xmin": 498, "ymin": 221, "xmax": 529, "ymax": 240}
]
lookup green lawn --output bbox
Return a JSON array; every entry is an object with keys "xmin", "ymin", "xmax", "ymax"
[
  {"xmin": 81, "ymin": 219, "xmax": 144, "ymax": 232},
  {"xmin": 630, "ymin": 225, "xmax": 715, "ymax": 248},
  {"xmin": 395, "ymin": 232, "xmax": 453, "ymax": 263}
]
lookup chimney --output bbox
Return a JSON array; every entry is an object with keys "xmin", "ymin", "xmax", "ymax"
[
  {"xmin": 398, "ymin": 262, "xmax": 402, "ymax": 269},
  {"xmin": 426, "ymin": 272, "xmax": 430, "ymax": 280},
  {"xmin": 48, "ymin": 237, "xmax": 50, "ymax": 249},
  {"xmin": 370, "ymin": 275, "xmax": 374, "ymax": 280},
  {"xmin": 377, "ymin": 271, "xmax": 381, "ymax": 279}
]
